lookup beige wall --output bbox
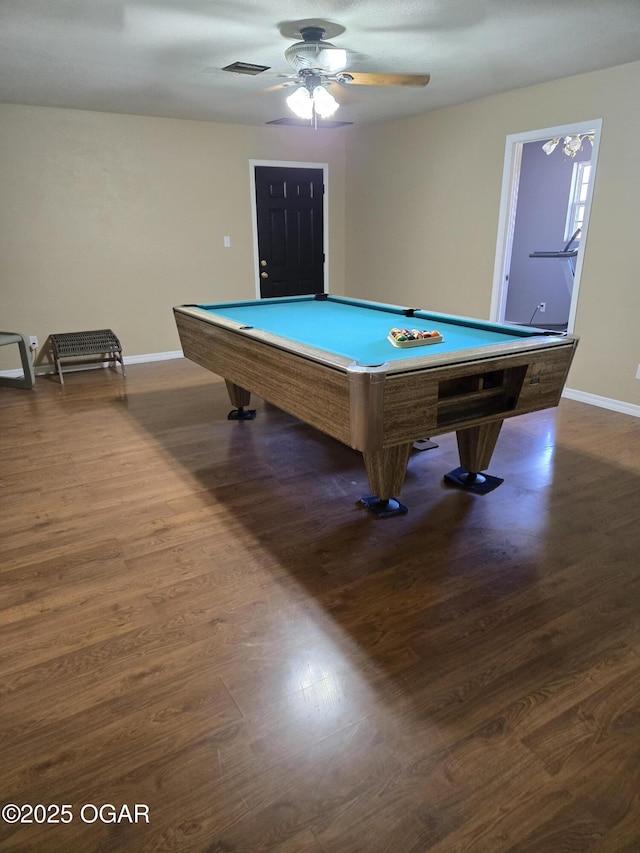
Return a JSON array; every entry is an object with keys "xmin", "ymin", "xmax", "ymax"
[
  {"xmin": 345, "ymin": 61, "xmax": 640, "ymax": 407},
  {"xmin": 0, "ymin": 104, "xmax": 347, "ymax": 370},
  {"xmin": 2, "ymin": 61, "xmax": 639, "ymax": 407}
]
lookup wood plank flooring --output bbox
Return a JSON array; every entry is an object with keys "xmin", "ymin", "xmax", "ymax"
[{"xmin": 1, "ymin": 359, "xmax": 639, "ymax": 852}]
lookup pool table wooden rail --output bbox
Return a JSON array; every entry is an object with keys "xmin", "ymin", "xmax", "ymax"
[{"xmin": 175, "ymin": 309, "xmax": 354, "ymax": 446}]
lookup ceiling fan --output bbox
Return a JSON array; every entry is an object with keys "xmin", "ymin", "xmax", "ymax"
[
  {"xmin": 275, "ymin": 25, "xmax": 430, "ymax": 118},
  {"xmin": 281, "ymin": 25, "xmax": 431, "ymax": 89}
]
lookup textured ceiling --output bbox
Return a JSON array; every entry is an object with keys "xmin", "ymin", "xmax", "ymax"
[{"xmin": 1, "ymin": 0, "xmax": 640, "ymax": 127}]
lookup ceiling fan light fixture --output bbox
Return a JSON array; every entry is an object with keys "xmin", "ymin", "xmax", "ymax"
[
  {"xmin": 285, "ymin": 26, "xmax": 348, "ymax": 74},
  {"xmin": 317, "ymin": 48, "xmax": 347, "ymax": 73},
  {"xmin": 312, "ymin": 85, "xmax": 339, "ymax": 118},
  {"xmin": 285, "ymin": 82, "xmax": 339, "ymax": 121},
  {"xmin": 285, "ymin": 41, "xmax": 347, "ymax": 72},
  {"xmin": 286, "ymin": 86, "xmax": 313, "ymax": 119}
]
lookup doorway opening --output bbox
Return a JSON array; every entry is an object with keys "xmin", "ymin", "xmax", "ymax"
[
  {"xmin": 250, "ymin": 159, "xmax": 329, "ymax": 299},
  {"xmin": 490, "ymin": 119, "xmax": 602, "ymax": 332}
]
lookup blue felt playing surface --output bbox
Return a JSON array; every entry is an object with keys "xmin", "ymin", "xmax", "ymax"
[{"xmin": 197, "ymin": 296, "xmax": 540, "ymax": 366}]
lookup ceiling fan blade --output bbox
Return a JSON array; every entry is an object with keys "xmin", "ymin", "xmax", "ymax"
[
  {"xmin": 342, "ymin": 72, "xmax": 430, "ymax": 87},
  {"xmin": 265, "ymin": 80, "xmax": 298, "ymax": 92}
]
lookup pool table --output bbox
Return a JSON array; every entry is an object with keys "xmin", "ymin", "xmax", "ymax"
[{"xmin": 174, "ymin": 295, "xmax": 578, "ymax": 514}]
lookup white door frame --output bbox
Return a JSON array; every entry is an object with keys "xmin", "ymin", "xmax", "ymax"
[
  {"xmin": 249, "ymin": 159, "xmax": 329, "ymax": 299},
  {"xmin": 490, "ymin": 118, "xmax": 603, "ymax": 331}
]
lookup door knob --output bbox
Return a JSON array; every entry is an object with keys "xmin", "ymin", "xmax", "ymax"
[
  {"xmin": 260, "ymin": 260, "xmax": 268, "ymax": 267},
  {"xmin": 261, "ymin": 271, "xmax": 269, "ymax": 279}
]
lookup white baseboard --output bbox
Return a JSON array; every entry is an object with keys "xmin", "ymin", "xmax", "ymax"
[
  {"xmin": 562, "ymin": 387, "xmax": 640, "ymax": 418},
  {"xmin": 123, "ymin": 350, "xmax": 183, "ymax": 365},
  {"xmin": 0, "ymin": 350, "xmax": 184, "ymax": 378}
]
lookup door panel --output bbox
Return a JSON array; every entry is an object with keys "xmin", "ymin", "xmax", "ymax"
[{"xmin": 255, "ymin": 166, "xmax": 325, "ymax": 298}]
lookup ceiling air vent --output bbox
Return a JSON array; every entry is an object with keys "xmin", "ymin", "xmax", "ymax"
[{"xmin": 222, "ymin": 62, "xmax": 270, "ymax": 76}]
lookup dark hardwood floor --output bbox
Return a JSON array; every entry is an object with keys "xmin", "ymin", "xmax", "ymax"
[{"xmin": 1, "ymin": 359, "xmax": 639, "ymax": 852}]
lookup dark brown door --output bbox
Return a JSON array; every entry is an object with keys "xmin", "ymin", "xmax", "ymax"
[{"xmin": 254, "ymin": 165, "xmax": 325, "ymax": 298}]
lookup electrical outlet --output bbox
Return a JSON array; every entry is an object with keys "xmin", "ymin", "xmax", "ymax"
[
  {"xmin": 539, "ymin": 302, "xmax": 546, "ymax": 313},
  {"xmin": 29, "ymin": 335, "xmax": 38, "ymax": 349},
  {"xmin": 636, "ymin": 363, "xmax": 640, "ymax": 380}
]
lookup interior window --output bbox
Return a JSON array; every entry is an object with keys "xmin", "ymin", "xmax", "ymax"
[{"xmin": 564, "ymin": 161, "xmax": 591, "ymax": 242}]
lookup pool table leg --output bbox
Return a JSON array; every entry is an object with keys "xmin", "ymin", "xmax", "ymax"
[
  {"xmin": 362, "ymin": 442, "xmax": 413, "ymax": 504},
  {"xmin": 446, "ymin": 421, "xmax": 505, "ymax": 492},
  {"xmin": 456, "ymin": 421, "xmax": 504, "ymax": 473},
  {"xmin": 225, "ymin": 380, "xmax": 256, "ymax": 421}
]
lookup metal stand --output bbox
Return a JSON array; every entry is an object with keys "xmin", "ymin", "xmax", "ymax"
[
  {"xmin": 444, "ymin": 466, "xmax": 503, "ymax": 494},
  {"xmin": 360, "ymin": 496, "xmax": 409, "ymax": 517}
]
